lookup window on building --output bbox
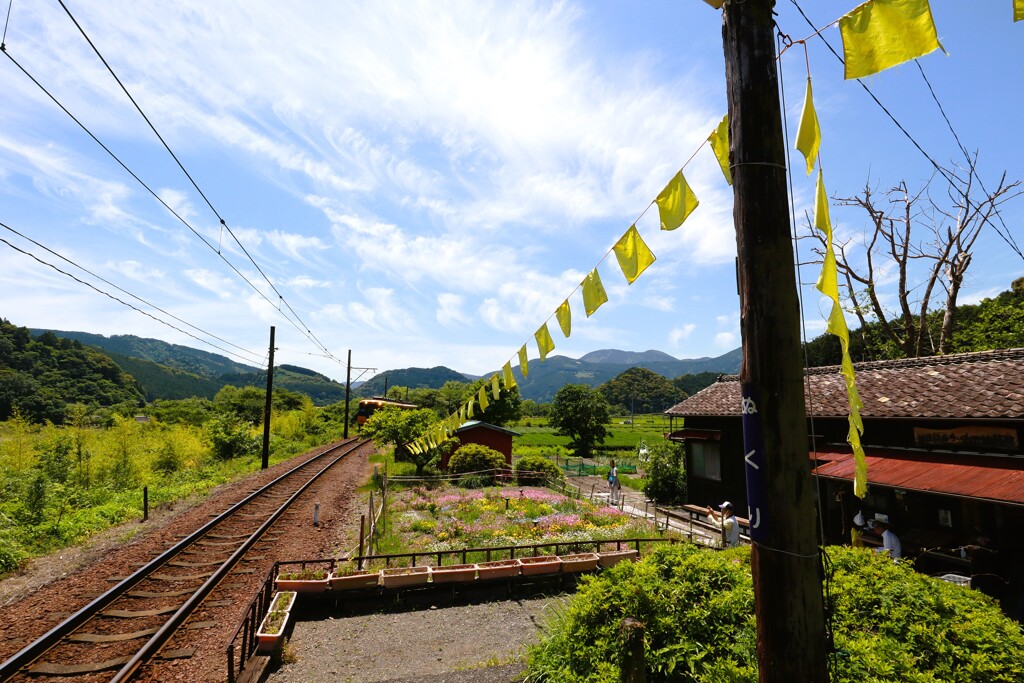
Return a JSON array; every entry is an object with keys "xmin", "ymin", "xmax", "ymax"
[{"xmin": 689, "ymin": 440, "xmax": 721, "ymax": 481}]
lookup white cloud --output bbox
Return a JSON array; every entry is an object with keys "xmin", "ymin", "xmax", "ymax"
[
  {"xmin": 715, "ymin": 331, "xmax": 736, "ymax": 348},
  {"xmin": 436, "ymin": 293, "xmax": 469, "ymax": 327},
  {"xmin": 670, "ymin": 324, "xmax": 697, "ymax": 346}
]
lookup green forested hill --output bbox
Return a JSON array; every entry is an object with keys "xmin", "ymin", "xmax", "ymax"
[
  {"xmin": 0, "ymin": 320, "xmax": 145, "ymax": 423},
  {"xmin": 219, "ymin": 366, "xmax": 347, "ymax": 405},
  {"xmin": 107, "ymin": 352, "xmax": 223, "ymax": 401},
  {"xmin": 29, "ymin": 329, "xmax": 259, "ymax": 377},
  {"xmin": 354, "ymin": 366, "xmax": 470, "ymax": 398},
  {"xmin": 803, "ymin": 280, "xmax": 1024, "ymax": 366}
]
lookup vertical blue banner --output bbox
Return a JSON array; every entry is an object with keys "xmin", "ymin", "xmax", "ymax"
[{"xmin": 741, "ymin": 382, "xmax": 769, "ymax": 543}]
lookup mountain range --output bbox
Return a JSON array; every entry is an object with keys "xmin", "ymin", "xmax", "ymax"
[{"xmin": 28, "ymin": 328, "xmax": 741, "ymax": 404}]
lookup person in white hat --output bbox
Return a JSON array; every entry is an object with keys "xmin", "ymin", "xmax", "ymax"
[{"xmin": 707, "ymin": 501, "xmax": 740, "ymax": 548}]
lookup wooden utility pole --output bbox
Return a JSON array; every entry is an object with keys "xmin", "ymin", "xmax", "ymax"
[
  {"xmin": 722, "ymin": 1, "xmax": 828, "ymax": 681},
  {"xmin": 261, "ymin": 326, "xmax": 275, "ymax": 470},
  {"xmin": 344, "ymin": 349, "xmax": 352, "ymax": 439}
]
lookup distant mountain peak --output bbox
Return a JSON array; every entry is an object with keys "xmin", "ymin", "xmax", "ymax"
[{"xmin": 578, "ymin": 349, "xmax": 679, "ymax": 365}]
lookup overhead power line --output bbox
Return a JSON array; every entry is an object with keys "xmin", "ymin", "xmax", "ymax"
[
  {"xmin": 54, "ymin": 0, "xmax": 343, "ymax": 363},
  {"xmin": 0, "ymin": 222, "xmax": 266, "ymax": 367},
  {"xmin": 1, "ymin": 220, "xmax": 263, "ymax": 363},
  {"xmin": 787, "ymin": 0, "xmax": 1023, "ymax": 261}
]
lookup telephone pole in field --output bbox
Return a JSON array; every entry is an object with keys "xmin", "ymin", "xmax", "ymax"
[
  {"xmin": 261, "ymin": 326, "xmax": 275, "ymax": 470},
  {"xmin": 721, "ymin": 1, "xmax": 829, "ymax": 680}
]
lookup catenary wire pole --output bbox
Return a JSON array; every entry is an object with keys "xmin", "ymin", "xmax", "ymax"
[
  {"xmin": 721, "ymin": 1, "xmax": 828, "ymax": 680},
  {"xmin": 261, "ymin": 326, "xmax": 275, "ymax": 470}
]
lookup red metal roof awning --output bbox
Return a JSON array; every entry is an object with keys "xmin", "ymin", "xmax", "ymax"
[{"xmin": 811, "ymin": 447, "xmax": 1024, "ymax": 505}]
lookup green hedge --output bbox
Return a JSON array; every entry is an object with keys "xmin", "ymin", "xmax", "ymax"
[{"xmin": 527, "ymin": 544, "xmax": 1024, "ymax": 683}]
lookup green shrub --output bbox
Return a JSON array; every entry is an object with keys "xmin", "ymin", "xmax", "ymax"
[
  {"xmin": 447, "ymin": 444, "xmax": 506, "ymax": 475},
  {"xmin": 642, "ymin": 440, "xmax": 686, "ymax": 505},
  {"xmin": 527, "ymin": 544, "xmax": 1024, "ymax": 683},
  {"xmin": 514, "ymin": 454, "xmax": 562, "ymax": 485}
]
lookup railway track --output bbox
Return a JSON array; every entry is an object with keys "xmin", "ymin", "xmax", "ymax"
[{"xmin": 0, "ymin": 438, "xmax": 371, "ymax": 683}]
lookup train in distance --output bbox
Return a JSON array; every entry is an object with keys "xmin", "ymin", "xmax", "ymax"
[{"xmin": 356, "ymin": 397, "xmax": 419, "ymax": 425}]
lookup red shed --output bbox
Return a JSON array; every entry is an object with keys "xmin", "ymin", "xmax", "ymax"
[{"xmin": 442, "ymin": 421, "xmax": 520, "ymax": 468}]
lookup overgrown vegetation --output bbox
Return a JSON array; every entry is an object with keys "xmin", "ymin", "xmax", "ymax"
[
  {"xmin": 0, "ymin": 391, "xmax": 348, "ymax": 576},
  {"xmin": 527, "ymin": 544, "xmax": 1024, "ymax": 682}
]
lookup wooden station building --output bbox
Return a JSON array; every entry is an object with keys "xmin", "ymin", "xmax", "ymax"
[{"xmin": 665, "ymin": 347, "xmax": 1024, "ymax": 618}]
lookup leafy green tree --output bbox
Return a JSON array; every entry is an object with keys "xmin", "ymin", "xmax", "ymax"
[
  {"xmin": 643, "ymin": 440, "xmax": 686, "ymax": 504},
  {"xmin": 213, "ymin": 385, "xmax": 266, "ymax": 424},
  {"xmin": 549, "ymin": 384, "xmax": 609, "ymax": 457},
  {"xmin": 362, "ymin": 406, "xmax": 439, "ymax": 475},
  {"xmin": 36, "ymin": 435, "xmax": 73, "ymax": 485},
  {"xmin": 599, "ymin": 367, "xmax": 679, "ymax": 414},
  {"xmin": 468, "ymin": 379, "xmax": 523, "ymax": 427},
  {"xmin": 23, "ymin": 472, "xmax": 47, "ymax": 525},
  {"xmin": 148, "ymin": 397, "xmax": 218, "ymax": 426},
  {"xmin": 207, "ymin": 413, "xmax": 260, "ymax": 461}
]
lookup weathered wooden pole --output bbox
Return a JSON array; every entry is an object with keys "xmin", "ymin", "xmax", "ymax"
[
  {"xmin": 261, "ymin": 326, "xmax": 275, "ymax": 470},
  {"xmin": 721, "ymin": 1, "xmax": 828, "ymax": 681}
]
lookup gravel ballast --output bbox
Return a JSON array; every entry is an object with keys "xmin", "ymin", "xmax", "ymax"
[{"xmin": 266, "ymin": 595, "xmax": 566, "ymax": 683}]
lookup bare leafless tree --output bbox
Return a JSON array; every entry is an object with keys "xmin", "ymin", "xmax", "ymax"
[{"xmin": 806, "ymin": 155, "xmax": 1021, "ymax": 358}]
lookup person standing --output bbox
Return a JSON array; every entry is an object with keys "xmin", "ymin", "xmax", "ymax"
[
  {"xmin": 608, "ymin": 460, "xmax": 620, "ymax": 505},
  {"xmin": 874, "ymin": 520, "xmax": 902, "ymax": 559},
  {"xmin": 707, "ymin": 501, "xmax": 740, "ymax": 548}
]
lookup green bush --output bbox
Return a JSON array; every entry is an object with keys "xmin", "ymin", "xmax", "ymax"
[
  {"xmin": 514, "ymin": 454, "xmax": 562, "ymax": 485},
  {"xmin": 642, "ymin": 440, "xmax": 686, "ymax": 505},
  {"xmin": 527, "ymin": 544, "xmax": 1024, "ymax": 683},
  {"xmin": 447, "ymin": 444, "xmax": 506, "ymax": 475}
]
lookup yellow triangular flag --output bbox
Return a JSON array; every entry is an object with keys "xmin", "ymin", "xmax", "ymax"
[
  {"xmin": 839, "ymin": 0, "xmax": 943, "ymax": 80},
  {"xmin": 707, "ymin": 115, "xmax": 731, "ymax": 185},
  {"xmin": 518, "ymin": 345, "xmax": 529, "ymax": 378},
  {"xmin": 1017, "ymin": 0, "xmax": 1024, "ymax": 22},
  {"xmin": 478, "ymin": 386, "xmax": 489, "ymax": 412},
  {"xmin": 655, "ymin": 170, "xmax": 699, "ymax": 231},
  {"xmin": 467, "ymin": 398, "xmax": 474, "ymax": 419},
  {"xmin": 555, "ymin": 300, "xmax": 571, "ymax": 337},
  {"xmin": 535, "ymin": 324, "xmax": 555, "ymax": 361},
  {"xmin": 612, "ymin": 224, "xmax": 656, "ymax": 285},
  {"xmin": 581, "ymin": 268, "xmax": 608, "ymax": 317},
  {"xmin": 795, "ymin": 79, "xmax": 820, "ymax": 176},
  {"xmin": 491, "ymin": 374, "xmax": 501, "ymax": 400},
  {"xmin": 503, "ymin": 361, "xmax": 516, "ymax": 389},
  {"xmin": 458, "ymin": 406, "xmax": 465, "ymax": 423}
]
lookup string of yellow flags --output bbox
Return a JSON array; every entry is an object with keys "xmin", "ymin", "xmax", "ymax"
[{"xmin": 409, "ymin": 133, "xmax": 724, "ymax": 453}]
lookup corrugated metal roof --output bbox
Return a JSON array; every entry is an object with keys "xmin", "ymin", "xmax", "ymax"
[
  {"xmin": 665, "ymin": 347, "xmax": 1024, "ymax": 419},
  {"xmin": 456, "ymin": 421, "xmax": 521, "ymax": 436},
  {"xmin": 812, "ymin": 447, "xmax": 1024, "ymax": 505}
]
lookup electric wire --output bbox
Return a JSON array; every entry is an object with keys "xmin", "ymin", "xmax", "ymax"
[
  {"xmin": 0, "ymin": 46, "xmax": 329, "ymax": 362},
  {"xmin": 913, "ymin": 61, "xmax": 1023, "ymax": 260},
  {"xmin": 787, "ymin": 0, "xmax": 1024, "ymax": 261},
  {"xmin": 1, "ymin": 0, "xmax": 13, "ymax": 46},
  {"xmin": 0, "ymin": 228, "xmax": 266, "ymax": 368},
  {"xmin": 1, "ymin": 221, "xmax": 264, "ymax": 363},
  {"xmin": 55, "ymin": 0, "xmax": 343, "ymax": 363}
]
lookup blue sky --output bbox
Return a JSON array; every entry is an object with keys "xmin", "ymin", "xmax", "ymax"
[{"xmin": 1, "ymin": 1, "xmax": 1021, "ymax": 382}]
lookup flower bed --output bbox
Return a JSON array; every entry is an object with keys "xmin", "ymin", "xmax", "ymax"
[
  {"xmin": 256, "ymin": 610, "xmax": 290, "ymax": 653},
  {"xmin": 476, "ymin": 559, "xmax": 521, "ymax": 580},
  {"xmin": 276, "ymin": 567, "xmax": 330, "ymax": 593},
  {"xmin": 598, "ymin": 548, "xmax": 639, "ymax": 567},
  {"xmin": 329, "ymin": 568, "xmax": 380, "ymax": 591},
  {"xmin": 388, "ymin": 485, "xmax": 653, "ymax": 555},
  {"xmin": 519, "ymin": 555, "xmax": 561, "ymax": 576}
]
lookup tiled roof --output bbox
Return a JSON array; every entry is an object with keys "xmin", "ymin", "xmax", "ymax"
[{"xmin": 665, "ymin": 348, "xmax": 1024, "ymax": 419}]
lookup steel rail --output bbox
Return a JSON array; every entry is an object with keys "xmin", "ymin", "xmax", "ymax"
[
  {"xmin": 110, "ymin": 438, "xmax": 371, "ymax": 682},
  {"xmin": 0, "ymin": 438, "xmax": 361, "ymax": 682}
]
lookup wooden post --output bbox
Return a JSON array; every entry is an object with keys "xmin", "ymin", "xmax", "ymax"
[
  {"xmin": 261, "ymin": 326, "xmax": 275, "ymax": 470},
  {"xmin": 619, "ymin": 618, "xmax": 646, "ymax": 683},
  {"xmin": 142, "ymin": 486, "xmax": 148, "ymax": 522},
  {"xmin": 358, "ymin": 515, "xmax": 366, "ymax": 569},
  {"xmin": 721, "ymin": 1, "xmax": 828, "ymax": 681}
]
